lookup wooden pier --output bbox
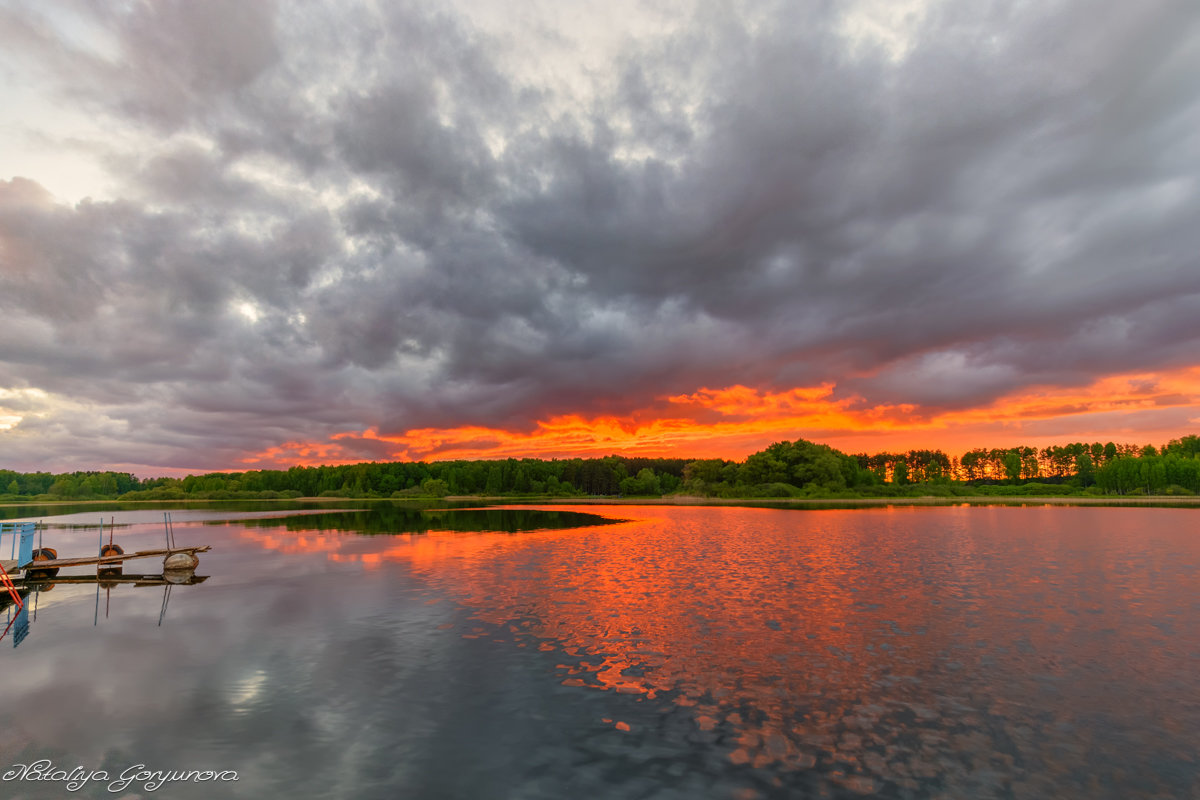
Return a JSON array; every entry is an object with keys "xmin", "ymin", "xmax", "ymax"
[{"xmin": 5, "ymin": 546, "xmax": 211, "ymax": 574}]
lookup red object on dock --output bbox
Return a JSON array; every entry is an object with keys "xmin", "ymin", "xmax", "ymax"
[{"xmin": 0, "ymin": 562, "xmax": 23, "ymax": 610}]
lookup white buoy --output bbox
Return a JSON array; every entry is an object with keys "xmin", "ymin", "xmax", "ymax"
[{"xmin": 163, "ymin": 552, "xmax": 199, "ymax": 571}]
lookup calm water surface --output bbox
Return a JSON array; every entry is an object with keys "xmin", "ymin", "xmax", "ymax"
[{"xmin": 0, "ymin": 505, "xmax": 1197, "ymax": 799}]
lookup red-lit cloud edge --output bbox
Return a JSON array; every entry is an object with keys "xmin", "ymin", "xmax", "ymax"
[{"xmin": 240, "ymin": 366, "xmax": 1200, "ymax": 470}]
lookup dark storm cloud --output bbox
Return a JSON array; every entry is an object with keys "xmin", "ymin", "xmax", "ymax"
[
  {"xmin": 96, "ymin": 0, "xmax": 282, "ymax": 129},
  {"xmin": 2, "ymin": 0, "xmax": 1199, "ymax": 471}
]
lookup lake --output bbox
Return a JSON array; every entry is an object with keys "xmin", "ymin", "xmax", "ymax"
[{"xmin": 0, "ymin": 504, "xmax": 1196, "ymax": 799}]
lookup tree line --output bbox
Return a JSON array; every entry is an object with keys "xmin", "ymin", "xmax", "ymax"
[{"xmin": 2, "ymin": 435, "xmax": 1199, "ymax": 501}]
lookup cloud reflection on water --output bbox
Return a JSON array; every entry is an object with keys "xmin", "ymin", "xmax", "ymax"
[{"xmin": 238, "ymin": 504, "xmax": 1200, "ymax": 798}]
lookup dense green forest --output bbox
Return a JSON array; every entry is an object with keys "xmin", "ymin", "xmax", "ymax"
[{"xmin": 3, "ymin": 435, "xmax": 1200, "ymax": 502}]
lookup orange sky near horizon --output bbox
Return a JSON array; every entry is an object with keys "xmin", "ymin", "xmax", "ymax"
[{"xmin": 238, "ymin": 365, "xmax": 1200, "ymax": 469}]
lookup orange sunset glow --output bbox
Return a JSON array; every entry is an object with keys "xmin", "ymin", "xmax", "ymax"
[{"xmin": 241, "ymin": 366, "xmax": 1200, "ymax": 469}]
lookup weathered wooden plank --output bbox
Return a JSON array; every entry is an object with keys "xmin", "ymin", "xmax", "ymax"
[{"xmin": 15, "ymin": 573, "xmax": 209, "ymax": 586}]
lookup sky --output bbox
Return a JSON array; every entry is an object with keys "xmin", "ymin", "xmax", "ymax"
[{"xmin": 1, "ymin": 0, "xmax": 1199, "ymax": 477}]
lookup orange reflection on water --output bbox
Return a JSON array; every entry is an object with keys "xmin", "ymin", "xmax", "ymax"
[
  {"xmin": 237, "ymin": 528, "xmax": 347, "ymax": 557},
  {"xmin": 236, "ymin": 505, "xmax": 1199, "ymax": 796},
  {"xmin": 236, "ymin": 506, "xmax": 957, "ymax": 787}
]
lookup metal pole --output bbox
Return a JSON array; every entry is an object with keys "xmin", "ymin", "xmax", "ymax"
[{"xmin": 158, "ymin": 585, "xmax": 172, "ymax": 627}]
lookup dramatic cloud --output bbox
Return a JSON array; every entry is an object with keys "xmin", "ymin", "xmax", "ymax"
[{"xmin": 1, "ymin": 0, "xmax": 1199, "ymax": 473}]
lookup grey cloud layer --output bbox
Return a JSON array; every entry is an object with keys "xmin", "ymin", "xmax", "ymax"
[{"xmin": 2, "ymin": 0, "xmax": 1199, "ymax": 471}]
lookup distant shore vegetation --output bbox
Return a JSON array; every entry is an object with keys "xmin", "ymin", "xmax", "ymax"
[{"xmin": 4, "ymin": 435, "xmax": 1200, "ymax": 503}]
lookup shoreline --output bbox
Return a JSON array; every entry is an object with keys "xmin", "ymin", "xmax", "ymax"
[
  {"xmin": 3, "ymin": 494, "xmax": 1200, "ymax": 510},
  {"xmin": 469, "ymin": 495, "xmax": 1200, "ymax": 507}
]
